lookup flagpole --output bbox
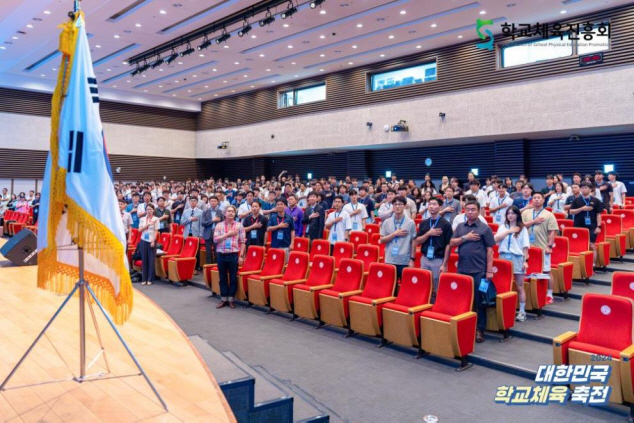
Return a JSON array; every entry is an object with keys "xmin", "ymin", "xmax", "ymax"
[{"xmin": 78, "ymin": 246, "xmax": 86, "ymax": 379}]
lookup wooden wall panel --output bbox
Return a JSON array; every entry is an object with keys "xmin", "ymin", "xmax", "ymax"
[{"xmin": 198, "ymin": 4, "xmax": 633, "ymax": 131}]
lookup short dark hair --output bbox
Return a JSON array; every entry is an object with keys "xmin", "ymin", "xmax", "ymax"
[
  {"xmin": 393, "ymin": 196, "xmax": 407, "ymax": 205},
  {"xmin": 428, "ymin": 198, "xmax": 441, "ymax": 206},
  {"xmin": 398, "ymin": 185, "xmax": 408, "ymax": 192},
  {"xmin": 157, "ymin": 196, "xmax": 165, "ymax": 202},
  {"xmin": 595, "ymin": 170, "xmax": 604, "ymax": 176},
  {"xmin": 469, "ymin": 179, "xmax": 480, "ymax": 187},
  {"xmin": 276, "ymin": 198, "xmax": 288, "ymax": 206},
  {"xmin": 532, "ymin": 191, "xmax": 545, "ymax": 199},
  {"xmin": 349, "ymin": 189, "xmax": 358, "ymax": 196},
  {"xmin": 387, "ymin": 189, "xmax": 397, "ymax": 194},
  {"xmin": 308, "ymin": 192, "xmax": 319, "ymax": 198},
  {"xmin": 132, "ymin": 193, "xmax": 140, "ymax": 198},
  {"xmin": 333, "ymin": 195, "xmax": 344, "ymax": 203},
  {"xmin": 465, "ymin": 201, "xmax": 480, "ymax": 211},
  {"xmin": 464, "ymin": 194, "xmax": 476, "ymax": 202},
  {"xmin": 580, "ymin": 181, "xmax": 594, "ymax": 189},
  {"xmin": 444, "ymin": 186, "xmax": 454, "ymax": 192},
  {"xmin": 209, "ymin": 196, "xmax": 219, "ymax": 202}
]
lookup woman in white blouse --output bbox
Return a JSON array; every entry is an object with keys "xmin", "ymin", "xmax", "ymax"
[
  {"xmin": 547, "ymin": 182, "xmax": 568, "ymax": 215},
  {"xmin": 139, "ymin": 203, "xmax": 160, "ymax": 285}
]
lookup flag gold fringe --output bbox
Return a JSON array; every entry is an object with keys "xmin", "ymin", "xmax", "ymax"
[{"xmin": 37, "ymin": 11, "xmax": 133, "ymax": 325}]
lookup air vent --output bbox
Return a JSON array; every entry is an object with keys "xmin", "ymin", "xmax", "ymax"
[
  {"xmin": 93, "ymin": 44, "xmax": 139, "ymax": 67},
  {"xmin": 107, "ymin": 0, "xmax": 151, "ymax": 22},
  {"xmin": 24, "ymin": 50, "xmax": 60, "ymax": 72}
]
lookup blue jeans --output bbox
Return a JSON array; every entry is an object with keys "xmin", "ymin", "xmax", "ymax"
[{"xmin": 217, "ymin": 252, "xmax": 239, "ymax": 300}]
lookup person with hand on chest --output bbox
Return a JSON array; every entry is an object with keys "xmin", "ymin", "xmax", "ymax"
[
  {"xmin": 570, "ymin": 181, "xmax": 603, "ymax": 263},
  {"xmin": 243, "ymin": 200, "xmax": 268, "ymax": 248},
  {"xmin": 489, "ymin": 184, "xmax": 513, "ymax": 225},
  {"xmin": 285, "ymin": 194, "xmax": 304, "ymax": 238},
  {"xmin": 380, "ymin": 196, "xmax": 416, "ymax": 288},
  {"xmin": 325, "ymin": 196, "xmax": 352, "ymax": 252},
  {"xmin": 181, "ymin": 197, "xmax": 203, "ymax": 238},
  {"xmin": 343, "ymin": 190, "xmax": 368, "ymax": 232},
  {"xmin": 213, "ymin": 205, "xmax": 246, "ymax": 309},
  {"xmin": 202, "ymin": 196, "xmax": 224, "ymax": 264},
  {"xmin": 267, "ymin": 198, "xmax": 295, "ymax": 262},
  {"xmin": 302, "ymin": 192, "xmax": 326, "ymax": 244},
  {"xmin": 439, "ymin": 186, "xmax": 461, "ymax": 224}
]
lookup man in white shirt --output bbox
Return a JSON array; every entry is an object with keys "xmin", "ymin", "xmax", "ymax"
[
  {"xmin": 137, "ymin": 192, "xmax": 153, "ymax": 218},
  {"xmin": 325, "ymin": 196, "xmax": 352, "ymax": 248},
  {"xmin": 343, "ymin": 189, "xmax": 368, "ymax": 231},
  {"xmin": 398, "ymin": 186, "xmax": 418, "ymax": 218},
  {"xmin": 489, "ymin": 185, "xmax": 514, "ymax": 224},
  {"xmin": 237, "ymin": 191, "xmax": 257, "ymax": 222},
  {"xmin": 377, "ymin": 190, "xmax": 397, "ymax": 220},
  {"xmin": 609, "ymin": 171, "xmax": 627, "ymax": 207},
  {"xmin": 464, "ymin": 180, "xmax": 488, "ymax": 215}
]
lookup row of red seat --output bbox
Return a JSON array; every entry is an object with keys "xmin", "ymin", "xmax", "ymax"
[{"xmin": 2, "ymin": 210, "xmax": 35, "ymax": 236}]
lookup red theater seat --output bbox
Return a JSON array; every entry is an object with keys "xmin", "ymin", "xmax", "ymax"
[
  {"xmin": 486, "ymin": 259, "xmax": 518, "ymax": 338},
  {"xmin": 382, "ymin": 268, "xmax": 433, "ymax": 347},
  {"xmin": 156, "ymin": 235, "xmax": 183, "ymax": 278},
  {"xmin": 318, "ymin": 258, "xmax": 364, "ymax": 329},
  {"xmin": 563, "ymin": 227, "xmax": 594, "ymax": 280},
  {"xmin": 369, "ymin": 233, "xmax": 384, "ymax": 262},
  {"xmin": 604, "ymin": 215, "xmax": 627, "ymax": 259},
  {"xmin": 349, "ymin": 231, "xmax": 368, "ymax": 254},
  {"xmin": 550, "ymin": 236, "xmax": 574, "ymax": 296},
  {"xmin": 250, "ymin": 251, "xmax": 309, "ymax": 307},
  {"xmin": 553, "ymin": 293, "xmax": 634, "ymax": 404},
  {"xmin": 332, "ymin": 241, "xmax": 354, "ymax": 270},
  {"xmin": 238, "ymin": 248, "xmax": 285, "ymax": 301},
  {"xmin": 616, "ymin": 209, "xmax": 634, "ymax": 250},
  {"xmin": 419, "ymin": 273, "xmax": 476, "ymax": 370},
  {"xmin": 447, "ymin": 253, "xmax": 458, "ymax": 273},
  {"xmin": 348, "ymin": 263, "xmax": 397, "ymax": 338},
  {"xmin": 365, "ymin": 224, "xmax": 380, "ymax": 237},
  {"xmin": 167, "ymin": 237, "xmax": 199, "ymax": 284},
  {"xmin": 612, "ymin": 272, "xmax": 634, "ymax": 303},
  {"xmin": 523, "ymin": 246, "xmax": 548, "ymax": 314},
  {"xmin": 291, "ymin": 255, "xmax": 336, "ymax": 319},
  {"xmin": 293, "ymin": 237, "xmax": 310, "ymax": 253},
  {"xmin": 356, "ymin": 244, "xmax": 380, "ymax": 285},
  {"xmin": 205, "ymin": 246, "xmax": 264, "ymax": 295},
  {"xmin": 594, "ymin": 221, "xmax": 612, "ymax": 268},
  {"xmin": 309, "ymin": 239, "xmax": 330, "ymax": 263}
]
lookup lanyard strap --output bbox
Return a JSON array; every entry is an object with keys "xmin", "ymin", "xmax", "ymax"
[
  {"xmin": 583, "ymin": 196, "xmax": 591, "ymax": 216},
  {"xmin": 429, "ymin": 218, "xmax": 439, "ymax": 247}
]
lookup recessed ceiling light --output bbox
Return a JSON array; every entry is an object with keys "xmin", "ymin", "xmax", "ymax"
[
  {"xmin": 458, "ymin": 35, "xmax": 463, "ymax": 39},
  {"xmin": 135, "ymin": 23, "xmax": 141, "ymax": 27},
  {"xmin": 291, "ymin": 62, "xmax": 296, "ymax": 65},
  {"xmin": 52, "ymin": 68, "xmax": 57, "ymax": 71},
  {"xmin": 174, "ymin": 80, "xmax": 179, "ymax": 83},
  {"xmin": 12, "ymin": 36, "xmax": 18, "ymax": 40},
  {"xmin": 223, "ymin": 45, "xmax": 229, "ymax": 48},
  {"xmin": 178, "ymin": 61, "xmax": 183, "ymax": 65},
  {"xmin": 214, "ymin": 94, "xmax": 218, "ymax": 97},
  {"xmin": 560, "ymin": 10, "xmax": 567, "ymax": 14},
  {"xmin": 122, "ymin": 61, "xmax": 128, "ymax": 65},
  {"xmin": 172, "ymin": 94, "xmax": 176, "ymax": 97},
  {"xmin": 198, "ymin": 98, "xmax": 202, "ymax": 100},
  {"xmin": 479, "ymin": 10, "xmax": 486, "ymax": 15},
  {"xmin": 356, "ymin": 23, "xmax": 363, "ymax": 28},
  {"xmin": 159, "ymin": 85, "xmax": 163, "ymax": 88},
  {"xmin": 251, "ymin": 35, "xmax": 257, "ymax": 38},
  {"xmin": 234, "ymin": 61, "xmax": 240, "ymax": 64},
  {"xmin": 212, "ymin": 68, "xmax": 217, "ymax": 72},
  {"xmin": 0, "ymin": 46, "xmax": 6, "ymax": 50},
  {"xmin": 96, "ymin": 44, "xmax": 101, "ymax": 48},
  {"xmin": 259, "ymin": 53, "xmax": 265, "ymax": 57},
  {"xmin": 250, "ymin": 85, "xmax": 255, "ymax": 88},
  {"xmin": 319, "ymin": 68, "xmax": 324, "ymax": 72},
  {"xmin": 43, "ymin": 10, "xmax": 51, "ymax": 15},
  {"xmin": 231, "ymin": 90, "xmax": 235, "ymax": 93},
  {"xmin": 320, "ymin": 35, "xmax": 325, "ymax": 39},
  {"xmin": 287, "ymin": 45, "xmax": 293, "ymax": 48},
  {"xmin": 266, "ymin": 68, "xmax": 271, "ymax": 71},
  {"xmin": 320, "ymin": 54, "xmax": 325, "ymax": 57},
  {"xmin": 294, "ymin": 75, "xmax": 298, "ymax": 77},
  {"xmin": 142, "ymin": 74, "xmax": 146, "ymax": 77},
  {"xmin": 126, "ymin": 80, "xmax": 131, "ymax": 83},
  {"xmin": 271, "ymin": 80, "xmax": 276, "ymax": 83},
  {"xmin": 187, "ymin": 90, "xmax": 192, "ymax": 93},
  {"xmin": 283, "ymin": 24, "xmax": 289, "ymax": 28},
  {"xmin": 157, "ymin": 68, "xmax": 163, "ymax": 72},
  {"xmin": 223, "ymin": 80, "xmax": 227, "ymax": 83},
  {"xmin": 113, "ymin": 85, "xmax": 117, "ymax": 88},
  {"xmin": 160, "ymin": 10, "xmax": 167, "ymax": 14},
  {"xmin": 348, "ymin": 62, "xmax": 353, "ymax": 65},
  {"xmin": 144, "ymin": 89, "xmax": 148, "ymax": 92},
  {"xmin": 380, "ymin": 54, "xmax": 385, "ymax": 57},
  {"xmin": 320, "ymin": 10, "xmax": 326, "ymax": 14},
  {"xmin": 400, "ymin": 10, "xmax": 406, "ymax": 15},
  {"xmin": 243, "ymin": 74, "xmax": 248, "ymax": 77},
  {"xmin": 114, "ymin": 34, "xmax": 120, "ymax": 39},
  {"xmin": 199, "ymin": 54, "xmax": 205, "ymax": 57},
  {"xmin": 26, "ymin": 24, "xmax": 33, "ymax": 28},
  {"xmin": 193, "ymin": 75, "xmax": 197, "ymax": 77},
  {"xmin": 352, "ymin": 45, "xmax": 358, "ymax": 49},
  {"xmin": 416, "ymin": 45, "xmax": 421, "ymax": 49},
  {"xmin": 204, "ymin": 85, "xmax": 209, "ymax": 88},
  {"xmin": 40, "ymin": 74, "xmax": 45, "ymax": 77},
  {"xmin": 106, "ymin": 68, "xmax": 112, "ymax": 72},
  {"xmin": 388, "ymin": 35, "xmax": 394, "ymax": 39}
]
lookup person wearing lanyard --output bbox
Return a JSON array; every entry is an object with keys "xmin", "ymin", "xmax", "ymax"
[
  {"xmin": 302, "ymin": 192, "xmax": 326, "ymax": 244},
  {"xmin": 214, "ymin": 205, "xmax": 246, "ymax": 309},
  {"xmin": 202, "ymin": 196, "xmax": 224, "ymax": 264},
  {"xmin": 377, "ymin": 190, "xmax": 397, "ymax": 221},
  {"xmin": 285, "ymin": 194, "xmax": 304, "ymax": 237},
  {"xmin": 439, "ymin": 187, "xmax": 461, "ymax": 224},
  {"xmin": 379, "ymin": 196, "xmax": 416, "ymax": 289},
  {"xmin": 358, "ymin": 186, "xmax": 375, "ymax": 224},
  {"xmin": 180, "ymin": 197, "xmax": 203, "ymax": 239},
  {"xmin": 138, "ymin": 204, "xmax": 159, "ymax": 286},
  {"xmin": 411, "ymin": 198, "xmax": 453, "ymax": 298},
  {"xmin": 489, "ymin": 185, "xmax": 513, "ymax": 224},
  {"xmin": 243, "ymin": 200, "xmax": 268, "ymax": 248},
  {"xmin": 547, "ymin": 182, "xmax": 568, "ymax": 215},
  {"xmin": 154, "ymin": 197, "xmax": 171, "ymax": 234},
  {"xmin": 570, "ymin": 181, "xmax": 603, "ymax": 262},
  {"xmin": 237, "ymin": 191, "xmax": 256, "ymax": 222},
  {"xmin": 512, "ymin": 183, "xmax": 534, "ymax": 213},
  {"xmin": 325, "ymin": 196, "xmax": 352, "ymax": 253},
  {"xmin": 119, "ymin": 198, "xmax": 133, "ymax": 246},
  {"xmin": 267, "ymin": 199, "xmax": 295, "ymax": 262},
  {"xmin": 343, "ymin": 190, "xmax": 368, "ymax": 232},
  {"xmin": 450, "ymin": 201, "xmax": 496, "ymax": 343},
  {"xmin": 564, "ymin": 183, "xmax": 580, "ymax": 220},
  {"xmin": 522, "ymin": 192, "xmax": 559, "ymax": 305},
  {"xmin": 494, "ymin": 206, "xmax": 530, "ymax": 322}
]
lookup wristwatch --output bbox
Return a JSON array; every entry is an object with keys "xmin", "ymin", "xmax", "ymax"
[{"xmin": 410, "ymin": 257, "xmax": 416, "ymax": 260}]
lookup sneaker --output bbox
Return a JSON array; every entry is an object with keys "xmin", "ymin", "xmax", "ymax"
[
  {"xmin": 515, "ymin": 312, "xmax": 526, "ymax": 322},
  {"xmin": 546, "ymin": 296, "xmax": 554, "ymax": 305}
]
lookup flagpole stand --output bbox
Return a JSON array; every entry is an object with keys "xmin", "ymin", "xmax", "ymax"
[{"xmin": 0, "ymin": 246, "xmax": 168, "ymax": 412}]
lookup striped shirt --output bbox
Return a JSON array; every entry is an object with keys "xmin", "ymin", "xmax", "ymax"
[{"xmin": 213, "ymin": 221, "xmax": 246, "ymax": 254}]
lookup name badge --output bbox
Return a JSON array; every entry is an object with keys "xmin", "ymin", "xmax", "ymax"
[
  {"xmin": 529, "ymin": 233, "xmax": 536, "ymax": 244},
  {"xmin": 277, "ymin": 231, "xmax": 284, "ymax": 240},
  {"xmin": 585, "ymin": 216, "xmax": 591, "ymax": 226},
  {"xmin": 250, "ymin": 230, "xmax": 257, "ymax": 239},
  {"xmin": 444, "ymin": 214, "xmax": 451, "ymax": 222},
  {"xmin": 391, "ymin": 245, "xmax": 399, "ymax": 256},
  {"xmin": 479, "ymin": 279, "xmax": 489, "ymax": 293},
  {"xmin": 332, "ymin": 233, "xmax": 338, "ymax": 242},
  {"xmin": 426, "ymin": 245, "xmax": 435, "ymax": 259},
  {"xmin": 224, "ymin": 239, "xmax": 232, "ymax": 249},
  {"xmin": 352, "ymin": 222, "xmax": 358, "ymax": 230},
  {"xmin": 495, "ymin": 214, "xmax": 502, "ymax": 223}
]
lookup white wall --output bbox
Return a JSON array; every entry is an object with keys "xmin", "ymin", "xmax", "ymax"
[
  {"xmin": 196, "ymin": 65, "xmax": 634, "ymax": 159},
  {"xmin": 0, "ymin": 112, "xmax": 196, "ymax": 158}
]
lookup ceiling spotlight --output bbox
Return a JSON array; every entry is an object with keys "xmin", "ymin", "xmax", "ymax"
[
  {"xmin": 282, "ymin": 1, "xmax": 298, "ymax": 19},
  {"xmin": 150, "ymin": 55, "xmax": 164, "ymax": 69},
  {"xmin": 180, "ymin": 43, "xmax": 194, "ymax": 56},
  {"xmin": 131, "ymin": 65, "xmax": 141, "ymax": 76},
  {"xmin": 165, "ymin": 49, "xmax": 178, "ymax": 64},
  {"xmin": 198, "ymin": 36, "xmax": 212, "ymax": 50},
  {"xmin": 216, "ymin": 28, "xmax": 231, "ymax": 44},
  {"xmin": 238, "ymin": 21, "xmax": 252, "ymax": 37},
  {"xmin": 310, "ymin": 0, "xmax": 325, "ymax": 9},
  {"xmin": 259, "ymin": 10, "xmax": 275, "ymax": 27}
]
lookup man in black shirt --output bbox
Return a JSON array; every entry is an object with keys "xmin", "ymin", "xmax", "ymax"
[
  {"xmin": 594, "ymin": 170, "xmax": 613, "ymax": 213},
  {"xmin": 302, "ymin": 192, "xmax": 326, "ymax": 244},
  {"xmin": 564, "ymin": 183, "xmax": 580, "ymax": 220},
  {"xmin": 411, "ymin": 198, "xmax": 453, "ymax": 298},
  {"xmin": 171, "ymin": 191, "xmax": 186, "ymax": 224},
  {"xmin": 358, "ymin": 186, "xmax": 375, "ymax": 223},
  {"xmin": 243, "ymin": 200, "xmax": 268, "ymax": 248},
  {"xmin": 570, "ymin": 181, "xmax": 603, "ymax": 248}
]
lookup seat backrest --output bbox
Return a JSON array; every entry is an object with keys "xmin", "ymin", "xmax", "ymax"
[
  {"xmin": 488, "ymin": 223, "xmax": 499, "ymax": 233},
  {"xmin": 433, "ymin": 273, "xmax": 474, "ymax": 316},
  {"xmin": 243, "ymin": 246, "xmax": 265, "ymax": 272},
  {"xmin": 365, "ymin": 224, "xmax": 380, "ymax": 236},
  {"xmin": 395, "ymin": 268, "xmax": 432, "ymax": 307},
  {"xmin": 552, "ymin": 212, "xmax": 566, "ymax": 219},
  {"xmin": 158, "ymin": 233, "xmax": 172, "ymax": 251},
  {"xmin": 293, "ymin": 237, "xmax": 310, "ymax": 253},
  {"xmin": 484, "ymin": 216, "xmax": 493, "ymax": 223},
  {"xmin": 331, "ymin": 258, "xmax": 363, "ymax": 292},
  {"xmin": 577, "ymin": 293, "xmax": 633, "ymax": 352},
  {"xmin": 170, "ymin": 223, "xmax": 177, "ymax": 233},
  {"xmin": 180, "ymin": 237, "xmax": 199, "ymax": 258},
  {"xmin": 129, "ymin": 228, "xmax": 140, "ymax": 245},
  {"xmin": 563, "ymin": 227, "xmax": 590, "ymax": 254},
  {"xmin": 349, "ymin": 231, "xmax": 368, "ymax": 252},
  {"xmin": 491, "ymin": 258, "xmax": 513, "ymax": 294},
  {"xmin": 550, "ymin": 236, "xmax": 569, "ymax": 266},
  {"xmin": 617, "ymin": 210, "xmax": 634, "ymax": 230},
  {"xmin": 557, "ymin": 219, "xmax": 570, "ymax": 234},
  {"xmin": 284, "ymin": 251, "xmax": 309, "ymax": 281},
  {"xmin": 362, "ymin": 263, "xmax": 396, "ymax": 299},
  {"xmin": 166, "ymin": 235, "xmax": 184, "ymax": 255},
  {"xmin": 333, "ymin": 242, "xmax": 354, "ymax": 268},
  {"xmin": 356, "ymin": 244, "xmax": 379, "ymax": 270},
  {"xmin": 447, "ymin": 253, "xmax": 458, "ymax": 273},
  {"xmin": 309, "ymin": 239, "xmax": 330, "ymax": 261},
  {"xmin": 177, "ymin": 225, "xmax": 185, "ymax": 236},
  {"xmin": 262, "ymin": 248, "xmax": 286, "ymax": 276},
  {"xmin": 307, "ymin": 255, "xmax": 335, "ymax": 286},
  {"xmin": 369, "ymin": 233, "xmax": 380, "ymax": 246},
  {"xmin": 612, "ymin": 272, "xmax": 634, "ymax": 303},
  {"xmin": 526, "ymin": 246, "xmax": 543, "ymax": 275},
  {"xmin": 604, "ymin": 215, "xmax": 623, "ymax": 237}
]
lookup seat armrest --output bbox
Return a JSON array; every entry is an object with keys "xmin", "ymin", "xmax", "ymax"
[
  {"xmin": 372, "ymin": 296, "xmax": 397, "ymax": 306},
  {"xmin": 283, "ymin": 279, "xmax": 308, "ymax": 286},
  {"xmin": 553, "ymin": 331, "xmax": 577, "ymax": 346},
  {"xmin": 238, "ymin": 270, "xmax": 262, "ymax": 276},
  {"xmin": 172, "ymin": 257, "xmax": 196, "ymax": 262},
  {"xmin": 496, "ymin": 292, "xmax": 517, "ymax": 300},
  {"xmin": 450, "ymin": 311, "xmax": 477, "ymax": 322},
  {"xmin": 620, "ymin": 345, "xmax": 634, "ymax": 360},
  {"xmin": 408, "ymin": 304, "xmax": 433, "ymax": 314},
  {"xmin": 256, "ymin": 274, "xmax": 284, "ymax": 281},
  {"xmin": 309, "ymin": 284, "xmax": 334, "ymax": 292},
  {"xmin": 161, "ymin": 254, "xmax": 178, "ymax": 260},
  {"xmin": 203, "ymin": 264, "xmax": 218, "ymax": 269},
  {"xmin": 338, "ymin": 290, "xmax": 364, "ymax": 299}
]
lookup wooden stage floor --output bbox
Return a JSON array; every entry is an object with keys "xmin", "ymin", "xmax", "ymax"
[{"xmin": 0, "ymin": 243, "xmax": 234, "ymax": 422}]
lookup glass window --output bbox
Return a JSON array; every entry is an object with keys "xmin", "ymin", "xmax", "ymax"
[
  {"xmin": 501, "ymin": 36, "xmax": 573, "ymax": 68},
  {"xmin": 577, "ymin": 24, "xmax": 610, "ymax": 55},
  {"xmin": 280, "ymin": 83, "xmax": 325, "ymax": 108},
  {"xmin": 369, "ymin": 61, "xmax": 436, "ymax": 92}
]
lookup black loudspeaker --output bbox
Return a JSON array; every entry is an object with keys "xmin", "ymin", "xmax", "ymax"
[{"xmin": 0, "ymin": 229, "xmax": 38, "ymax": 266}]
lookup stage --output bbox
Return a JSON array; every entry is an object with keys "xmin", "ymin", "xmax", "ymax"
[{"xmin": 0, "ymin": 241, "xmax": 235, "ymax": 422}]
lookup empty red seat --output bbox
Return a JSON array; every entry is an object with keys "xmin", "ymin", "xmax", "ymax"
[
  {"xmin": 156, "ymin": 235, "xmax": 183, "ymax": 278},
  {"xmin": 318, "ymin": 258, "xmax": 364, "ymax": 329},
  {"xmin": 240, "ymin": 248, "xmax": 285, "ymax": 301},
  {"xmin": 488, "ymin": 223, "xmax": 499, "ymax": 233},
  {"xmin": 594, "ymin": 221, "xmax": 612, "ymax": 268},
  {"xmin": 553, "ymin": 293, "xmax": 634, "ymax": 404},
  {"xmin": 332, "ymin": 241, "xmax": 354, "ymax": 270},
  {"xmin": 556, "ymin": 219, "xmax": 571, "ymax": 234},
  {"xmin": 204, "ymin": 246, "xmax": 264, "ymax": 295},
  {"xmin": 552, "ymin": 212, "xmax": 566, "ymax": 219},
  {"xmin": 349, "ymin": 231, "xmax": 368, "ymax": 253},
  {"xmin": 523, "ymin": 246, "xmax": 548, "ymax": 314},
  {"xmin": 349, "ymin": 263, "xmax": 397, "ymax": 337},
  {"xmin": 447, "ymin": 253, "xmax": 458, "ymax": 273},
  {"xmin": 604, "ymin": 214, "xmax": 627, "ymax": 259},
  {"xmin": 382, "ymin": 268, "xmax": 433, "ymax": 347},
  {"xmin": 293, "ymin": 237, "xmax": 310, "ymax": 253},
  {"xmin": 616, "ymin": 209, "xmax": 634, "ymax": 249},
  {"xmin": 419, "ymin": 273, "xmax": 476, "ymax": 370},
  {"xmin": 612, "ymin": 272, "xmax": 634, "ymax": 302},
  {"xmin": 292, "ymin": 255, "xmax": 336, "ymax": 319},
  {"xmin": 356, "ymin": 244, "xmax": 380, "ymax": 281},
  {"xmin": 365, "ymin": 224, "xmax": 380, "ymax": 237},
  {"xmin": 309, "ymin": 239, "xmax": 330, "ymax": 262},
  {"xmin": 562, "ymin": 227, "xmax": 594, "ymax": 280},
  {"xmin": 250, "ymin": 251, "xmax": 309, "ymax": 307},
  {"xmin": 486, "ymin": 259, "xmax": 518, "ymax": 338},
  {"xmin": 167, "ymin": 237, "xmax": 199, "ymax": 284},
  {"xmin": 369, "ymin": 233, "xmax": 384, "ymax": 262},
  {"xmin": 550, "ymin": 236, "xmax": 574, "ymax": 295}
]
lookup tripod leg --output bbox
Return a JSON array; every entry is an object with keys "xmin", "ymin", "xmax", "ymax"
[
  {"xmin": 85, "ymin": 283, "xmax": 169, "ymax": 412},
  {"xmin": 87, "ymin": 294, "xmax": 111, "ymax": 374},
  {"xmin": 0, "ymin": 283, "xmax": 80, "ymax": 391}
]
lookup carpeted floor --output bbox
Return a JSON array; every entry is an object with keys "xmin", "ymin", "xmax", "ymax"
[{"xmin": 138, "ymin": 269, "xmax": 629, "ymax": 423}]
